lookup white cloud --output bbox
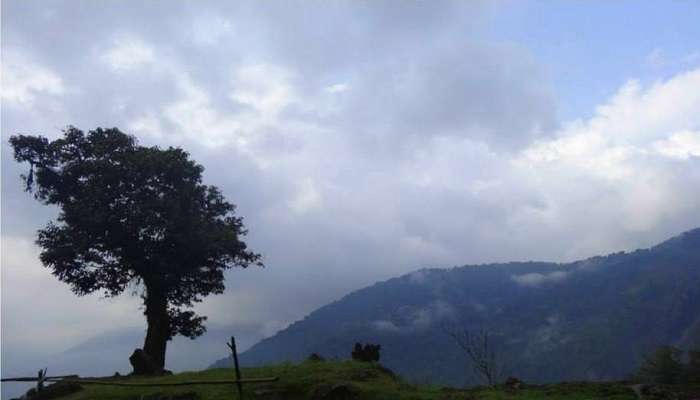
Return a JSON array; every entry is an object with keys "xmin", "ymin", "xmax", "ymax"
[
  {"xmin": 128, "ymin": 114, "xmax": 165, "ymax": 139},
  {"xmin": 523, "ymin": 69, "xmax": 700, "ymax": 166},
  {"xmin": 513, "ymin": 67, "xmax": 700, "ymax": 249},
  {"xmin": 289, "ymin": 178, "xmax": 322, "ymax": 214},
  {"xmin": 372, "ymin": 320, "xmax": 401, "ymax": 333},
  {"xmin": 230, "ymin": 64, "xmax": 296, "ymax": 116},
  {"xmin": 372, "ymin": 300, "xmax": 455, "ymax": 333},
  {"xmin": 409, "ymin": 300, "xmax": 455, "ymax": 329},
  {"xmin": 653, "ymin": 130, "xmax": 700, "ymax": 159},
  {"xmin": 129, "ymin": 62, "xmax": 306, "ymax": 152},
  {"xmin": 0, "ymin": 236, "xmax": 142, "ymax": 354},
  {"xmin": 101, "ymin": 35, "xmax": 155, "ymax": 71},
  {"xmin": 1, "ymin": 49, "xmax": 64, "ymax": 105},
  {"xmin": 325, "ymin": 83, "xmax": 350, "ymax": 93},
  {"xmin": 512, "ymin": 271, "xmax": 570, "ymax": 287},
  {"xmin": 189, "ymin": 15, "xmax": 235, "ymax": 46},
  {"xmin": 162, "ymin": 74, "xmax": 243, "ymax": 147}
]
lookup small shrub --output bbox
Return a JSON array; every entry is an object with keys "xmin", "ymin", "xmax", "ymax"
[
  {"xmin": 636, "ymin": 346, "xmax": 684, "ymax": 384},
  {"xmin": 351, "ymin": 343, "xmax": 380, "ymax": 362}
]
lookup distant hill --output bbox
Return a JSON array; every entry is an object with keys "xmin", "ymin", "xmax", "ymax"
[{"xmin": 211, "ymin": 228, "xmax": 700, "ymax": 386}]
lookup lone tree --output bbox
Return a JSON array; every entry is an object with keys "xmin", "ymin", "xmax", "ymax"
[
  {"xmin": 443, "ymin": 326, "xmax": 508, "ymax": 386},
  {"xmin": 10, "ymin": 127, "xmax": 262, "ymax": 371}
]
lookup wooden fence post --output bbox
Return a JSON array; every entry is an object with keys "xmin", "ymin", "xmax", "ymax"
[
  {"xmin": 37, "ymin": 368, "xmax": 47, "ymax": 392},
  {"xmin": 1, "ymin": 345, "xmax": 278, "ymax": 396},
  {"xmin": 227, "ymin": 336, "xmax": 243, "ymax": 400}
]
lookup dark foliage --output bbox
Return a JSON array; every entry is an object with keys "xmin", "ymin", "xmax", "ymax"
[
  {"xmin": 636, "ymin": 346, "xmax": 700, "ymax": 384},
  {"xmin": 9, "ymin": 127, "xmax": 262, "ymax": 369},
  {"xmin": 686, "ymin": 350, "xmax": 700, "ymax": 383},
  {"xmin": 351, "ymin": 343, "xmax": 381, "ymax": 362},
  {"xmin": 636, "ymin": 346, "xmax": 684, "ymax": 384},
  {"xmin": 18, "ymin": 381, "xmax": 83, "ymax": 400}
]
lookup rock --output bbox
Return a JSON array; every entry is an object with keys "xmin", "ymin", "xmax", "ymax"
[
  {"xmin": 351, "ymin": 343, "xmax": 380, "ymax": 362},
  {"xmin": 129, "ymin": 348, "xmax": 160, "ymax": 375},
  {"xmin": 308, "ymin": 353, "xmax": 325, "ymax": 362},
  {"xmin": 310, "ymin": 383, "xmax": 359, "ymax": 400}
]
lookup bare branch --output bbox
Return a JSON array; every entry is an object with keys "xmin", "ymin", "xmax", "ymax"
[{"xmin": 442, "ymin": 324, "xmax": 507, "ymax": 386}]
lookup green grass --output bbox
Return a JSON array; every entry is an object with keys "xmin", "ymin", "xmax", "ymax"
[
  {"xmin": 53, "ymin": 360, "xmax": 637, "ymax": 400},
  {"xmin": 468, "ymin": 382, "xmax": 635, "ymax": 400}
]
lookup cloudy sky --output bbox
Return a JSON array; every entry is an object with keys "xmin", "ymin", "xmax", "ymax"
[{"xmin": 2, "ymin": 0, "xmax": 700, "ymax": 386}]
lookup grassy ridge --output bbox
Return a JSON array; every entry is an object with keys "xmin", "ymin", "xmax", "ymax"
[{"xmin": 54, "ymin": 360, "xmax": 637, "ymax": 400}]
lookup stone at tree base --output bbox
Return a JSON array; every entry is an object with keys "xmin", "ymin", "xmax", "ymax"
[{"xmin": 129, "ymin": 348, "xmax": 160, "ymax": 375}]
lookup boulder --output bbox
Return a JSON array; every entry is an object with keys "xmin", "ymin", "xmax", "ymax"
[{"xmin": 129, "ymin": 348, "xmax": 160, "ymax": 375}]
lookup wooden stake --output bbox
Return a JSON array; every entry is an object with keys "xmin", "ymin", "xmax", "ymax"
[
  {"xmin": 37, "ymin": 368, "xmax": 47, "ymax": 392},
  {"xmin": 227, "ymin": 336, "xmax": 244, "ymax": 400}
]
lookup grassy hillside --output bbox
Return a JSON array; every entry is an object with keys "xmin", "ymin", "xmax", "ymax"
[{"xmin": 46, "ymin": 360, "xmax": 638, "ymax": 400}]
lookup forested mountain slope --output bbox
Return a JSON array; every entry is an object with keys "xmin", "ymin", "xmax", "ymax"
[{"xmin": 212, "ymin": 229, "xmax": 700, "ymax": 386}]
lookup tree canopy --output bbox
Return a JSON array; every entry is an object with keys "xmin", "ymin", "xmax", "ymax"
[{"xmin": 10, "ymin": 127, "xmax": 262, "ymax": 370}]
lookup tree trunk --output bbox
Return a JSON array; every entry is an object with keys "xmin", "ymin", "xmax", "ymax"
[{"xmin": 142, "ymin": 291, "xmax": 169, "ymax": 370}]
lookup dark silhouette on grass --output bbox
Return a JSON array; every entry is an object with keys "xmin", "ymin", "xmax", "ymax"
[
  {"xmin": 9, "ymin": 127, "xmax": 262, "ymax": 373},
  {"xmin": 351, "ymin": 343, "xmax": 381, "ymax": 362},
  {"xmin": 635, "ymin": 345, "xmax": 700, "ymax": 384}
]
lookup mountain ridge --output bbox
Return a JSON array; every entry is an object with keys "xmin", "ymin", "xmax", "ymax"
[{"xmin": 211, "ymin": 228, "xmax": 700, "ymax": 386}]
